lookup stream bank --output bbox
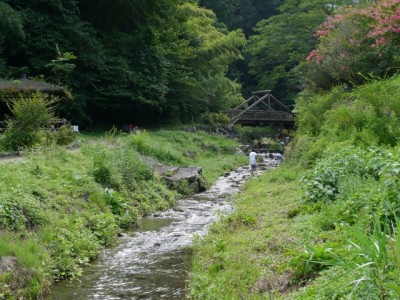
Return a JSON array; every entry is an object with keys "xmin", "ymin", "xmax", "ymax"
[
  {"xmin": 0, "ymin": 130, "xmax": 248, "ymax": 299},
  {"xmin": 45, "ymin": 157, "xmax": 279, "ymax": 300}
]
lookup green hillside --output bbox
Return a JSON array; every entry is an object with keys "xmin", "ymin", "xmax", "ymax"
[{"xmin": 189, "ymin": 76, "xmax": 400, "ymax": 299}]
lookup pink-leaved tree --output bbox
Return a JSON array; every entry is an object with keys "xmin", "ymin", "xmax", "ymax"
[{"xmin": 303, "ymin": 0, "xmax": 400, "ymax": 90}]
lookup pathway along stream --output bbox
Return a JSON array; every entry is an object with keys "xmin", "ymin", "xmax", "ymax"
[{"xmin": 45, "ymin": 156, "xmax": 278, "ymax": 300}]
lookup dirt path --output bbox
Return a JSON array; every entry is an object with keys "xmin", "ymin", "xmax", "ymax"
[{"xmin": 0, "ymin": 155, "xmax": 24, "ymax": 164}]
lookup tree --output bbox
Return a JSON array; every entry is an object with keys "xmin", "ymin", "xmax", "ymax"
[
  {"xmin": 0, "ymin": 2, "xmax": 25, "ymax": 77},
  {"xmin": 303, "ymin": 0, "xmax": 400, "ymax": 91},
  {"xmin": 0, "ymin": 0, "xmax": 247, "ymax": 126},
  {"xmin": 171, "ymin": 2, "xmax": 246, "ymax": 117},
  {"xmin": 199, "ymin": 0, "xmax": 279, "ymax": 36},
  {"xmin": 247, "ymin": 0, "xmax": 354, "ymax": 103}
]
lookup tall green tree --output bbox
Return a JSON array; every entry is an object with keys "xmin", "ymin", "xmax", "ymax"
[
  {"xmin": 0, "ymin": 0, "xmax": 246, "ymax": 125},
  {"xmin": 167, "ymin": 2, "xmax": 246, "ymax": 118},
  {"xmin": 0, "ymin": 2, "xmax": 25, "ymax": 77},
  {"xmin": 199, "ymin": 0, "xmax": 279, "ymax": 36},
  {"xmin": 247, "ymin": 0, "xmax": 353, "ymax": 103}
]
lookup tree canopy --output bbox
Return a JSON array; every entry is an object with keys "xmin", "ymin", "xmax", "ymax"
[
  {"xmin": 302, "ymin": 0, "xmax": 400, "ymax": 91},
  {"xmin": 1, "ymin": 0, "xmax": 399, "ymax": 126},
  {"xmin": 0, "ymin": 0, "xmax": 246, "ymax": 126}
]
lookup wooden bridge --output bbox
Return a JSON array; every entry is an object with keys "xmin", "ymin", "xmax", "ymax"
[{"xmin": 224, "ymin": 90, "xmax": 295, "ymax": 126}]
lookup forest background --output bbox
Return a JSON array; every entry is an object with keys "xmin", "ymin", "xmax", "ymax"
[{"xmin": 0, "ymin": 0, "xmax": 384, "ymax": 128}]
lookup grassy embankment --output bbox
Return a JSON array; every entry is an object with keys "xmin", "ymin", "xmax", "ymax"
[
  {"xmin": 189, "ymin": 76, "xmax": 400, "ymax": 299},
  {"xmin": 0, "ymin": 129, "xmax": 246, "ymax": 299}
]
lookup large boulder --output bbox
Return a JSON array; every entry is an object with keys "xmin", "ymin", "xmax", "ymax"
[{"xmin": 154, "ymin": 165, "xmax": 207, "ymax": 193}]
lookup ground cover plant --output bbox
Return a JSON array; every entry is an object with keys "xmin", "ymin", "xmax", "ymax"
[
  {"xmin": 189, "ymin": 165, "xmax": 306, "ymax": 299},
  {"xmin": 0, "ymin": 129, "xmax": 246, "ymax": 299}
]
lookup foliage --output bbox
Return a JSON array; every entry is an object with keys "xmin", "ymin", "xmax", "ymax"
[
  {"xmin": 303, "ymin": 0, "xmax": 400, "ymax": 90},
  {"xmin": 199, "ymin": 0, "xmax": 279, "ymax": 36},
  {"xmin": 0, "ymin": 194, "xmax": 47, "ymax": 231},
  {"xmin": 0, "ymin": 0, "xmax": 247, "ymax": 126},
  {"xmin": 53, "ymin": 124, "xmax": 76, "ymax": 145},
  {"xmin": 127, "ymin": 131, "xmax": 184, "ymax": 164},
  {"xmin": 235, "ymin": 125, "xmax": 277, "ymax": 144},
  {"xmin": 301, "ymin": 147, "xmax": 369, "ymax": 203},
  {"xmin": 45, "ymin": 44, "xmax": 77, "ymax": 86},
  {"xmin": 294, "ymin": 76, "xmax": 400, "ymax": 153},
  {"xmin": 3, "ymin": 93, "xmax": 59, "ymax": 150},
  {"xmin": 201, "ymin": 112, "xmax": 230, "ymax": 126},
  {"xmin": 286, "ymin": 244, "xmax": 338, "ymax": 281},
  {"xmin": 246, "ymin": 0, "xmax": 353, "ymax": 102}
]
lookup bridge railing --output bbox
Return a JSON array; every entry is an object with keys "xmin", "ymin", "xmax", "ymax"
[{"xmin": 224, "ymin": 110, "xmax": 295, "ymax": 122}]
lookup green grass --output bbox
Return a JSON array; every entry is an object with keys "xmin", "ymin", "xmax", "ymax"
[
  {"xmin": 125, "ymin": 130, "xmax": 247, "ymax": 183},
  {"xmin": 189, "ymin": 164, "xmax": 307, "ymax": 299}
]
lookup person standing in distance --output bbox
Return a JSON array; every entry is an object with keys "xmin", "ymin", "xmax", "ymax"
[{"xmin": 249, "ymin": 149, "xmax": 257, "ymax": 176}]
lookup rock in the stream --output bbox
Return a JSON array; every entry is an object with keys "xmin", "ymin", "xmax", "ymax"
[{"xmin": 154, "ymin": 165, "xmax": 207, "ymax": 193}]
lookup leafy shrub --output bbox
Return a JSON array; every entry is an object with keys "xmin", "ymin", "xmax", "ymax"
[
  {"xmin": 114, "ymin": 148, "xmax": 154, "ymax": 184},
  {"xmin": 54, "ymin": 124, "xmax": 76, "ymax": 145},
  {"xmin": 2, "ymin": 93, "xmax": 59, "ymax": 150},
  {"xmin": 43, "ymin": 219, "xmax": 101, "ymax": 279},
  {"xmin": 302, "ymin": 145, "xmax": 400, "ymax": 226},
  {"xmin": 86, "ymin": 212, "xmax": 119, "ymax": 246},
  {"xmin": 92, "ymin": 149, "xmax": 120, "ymax": 188},
  {"xmin": 301, "ymin": 147, "xmax": 369, "ymax": 203},
  {"xmin": 285, "ymin": 244, "xmax": 338, "ymax": 281},
  {"xmin": 104, "ymin": 188, "xmax": 127, "ymax": 215},
  {"xmin": 201, "ymin": 112, "xmax": 230, "ymax": 125},
  {"xmin": 0, "ymin": 195, "xmax": 47, "ymax": 230}
]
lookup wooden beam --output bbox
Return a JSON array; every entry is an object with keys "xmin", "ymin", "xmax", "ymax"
[
  {"xmin": 261, "ymin": 101, "xmax": 274, "ymax": 111},
  {"xmin": 232, "ymin": 95, "xmax": 257, "ymax": 111},
  {"xmin": 252, "ymin": 89, "xmax": 271, "ymax": 95},
  {"xmin": 230, "ymin": 93, "xmax": 270, "ymax": 125},
  {"xmin": 270, "ymin": 94, "xmax": 296, "ymax": 116}
]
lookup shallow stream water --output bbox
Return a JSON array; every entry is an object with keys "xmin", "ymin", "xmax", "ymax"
[{"xmin": 45, "ymin": 157, "xmax": 277, "ymax": 300}]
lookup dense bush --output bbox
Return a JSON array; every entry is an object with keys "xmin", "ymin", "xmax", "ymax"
[
  {"xmin": 201, "ymin": 112, "xmax": 231, "ymax": 126},
  {"xmin": 294, "ymin": 76, "xmax": 400, "ymax": 154},
  {"xmin": 235, "ymin": 125, "xmax": 278, "ymax": 144},
  {"xmin": 2, "ymin": 93, "xmax": 59, "ymax": 150},
  {"xmin": 0, "ymin": 195, "xmax": 47, "ymax": 231},
  {"xmin": 53, "ymin": 124, "xmax": 76, "ymax": 145},
  {"xmin": 303, "ymin": 0, "xmax": 400, "ymax": 90},
  {"xmin": 292, "ymin": 144, "xmax": 400, "ymax": 297},
  {"xmin": 301, "ymin": 147, "xmax": 369, "ymax": 203}
]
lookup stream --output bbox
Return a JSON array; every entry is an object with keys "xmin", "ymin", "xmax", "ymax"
[{"xmin": 45, "ymin": 156, "xmax": 277, "ymax": 300}]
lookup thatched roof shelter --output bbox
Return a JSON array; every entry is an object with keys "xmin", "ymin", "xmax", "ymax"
[{"xmin": 0, "ymin": 79, "xmax": 68, "ymax": 99}]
